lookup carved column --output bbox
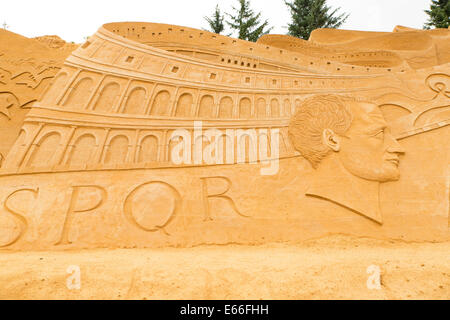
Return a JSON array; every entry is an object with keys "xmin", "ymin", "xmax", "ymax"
[
  {"xmin": 114, "ymin": 79, "xmax": 132, "ymax": 113},
  {"xmin": 18, "ymin": 122, "xmax": 45, "ymax": 168},
  {"xmin": 95, "ymin": 128, "xmax": 111, "ymax": 164},
  {"xmin": 56, "ymin": 69, "xmax": 81, "ymax": 106},
  {"xmin": 86, "ymin": 74, "xmax": 106, "ymax": 111},
  {"xmin": 58, "ymin": 126, "xmax": 77, "ymax": 165}
]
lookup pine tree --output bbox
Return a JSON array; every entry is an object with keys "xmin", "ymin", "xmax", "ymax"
[
  {"xmin": 226, "ymin": 0, "xmax": 273, "ymax": 42},
  {"xmin": 424, "ymin": 0, "xmax": 450, "ymax": 29},
  {"xmin": 204, "ymin": 4, "xmax": 226, "ymax": 34},
  {"xmin": 284, "ymin": 0, "xmax": 349, "ymax": 40}
]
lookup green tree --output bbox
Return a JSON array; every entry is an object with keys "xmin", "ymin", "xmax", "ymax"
[
  {"xmin": 204, "ymin": 4, "xmax": 226, "ymax": 34},
  {"xmin": 424, "ymin": 0, "xmax": 450, "ymax": 29},
  {"xmin": 284, "ymin": 0, "xmax": 349, "ymax": 40},
  {"xmin": 226, "ymin": 0, "xmax": 273, "ymax": 42}
]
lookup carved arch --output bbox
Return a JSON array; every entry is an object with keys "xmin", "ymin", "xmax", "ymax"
[
  {"xmin": 67, "ymin": 134, "xmax": 98, "ymax": 166},
  {"xmin": 218, "ymin": 96, "xmax": 233, "ymax": 119},
  {"xmin": 175, "ymin": 93, "xmax": 193, "ymax": 117},
  {"xmin": 256, "ymin": 98, "xmax": 267, "ymax": 118},
  {"xmin": 94, "ymin": 82, "xmax": 121, "ymax": 113},
  {"xmin": 27, "ymin": 131, "xmax": 62, "ymax": 167},
  {"xmin": 63, "ymin": 77, "xmax": 94, "ymax": 110},
  {"xmin": 138, "ymin": 135, "xmax": 159, "ymax": 162},
  {"xmin": 198, "ymin": 95, "xmax": 216, "ymax": 118},
  {"xmin": 123, "ymin": 86, "xmax": 147, "ymax": 114},
  {"xmin": 104, "ymin": 135, "xmax": 130, "ymax": 164},
  {"xmin": 150, "ymin": 90, "xmax": 171, "ymax": 116},
  {"xmin": 270, "ymin": 99, "xmax": 280, "ymax": 117},
  {"xmin": 239, "ymin": 97, "xmax": 251, "ymax": 119}
]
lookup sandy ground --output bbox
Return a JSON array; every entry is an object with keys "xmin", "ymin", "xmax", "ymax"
[{"xmin": 0, "ymin": 235, "xmax": 449, "ymax": 300}]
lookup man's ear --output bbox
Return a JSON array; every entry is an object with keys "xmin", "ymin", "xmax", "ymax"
[{"xmin": 322, "ymin": 129, "xmax": 340, "ymax": 152}]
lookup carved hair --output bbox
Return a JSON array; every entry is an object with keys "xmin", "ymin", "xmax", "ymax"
[{"xmin": 288, "ymin": 94, "xmax": 366, "ymax": 168}]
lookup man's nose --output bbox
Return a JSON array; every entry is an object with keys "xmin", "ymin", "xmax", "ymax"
[{"xmin": 386, "ymin": 134, "xmax": 405, "ymax": 154}]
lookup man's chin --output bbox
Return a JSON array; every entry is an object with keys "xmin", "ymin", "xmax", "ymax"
[{"xmin": 379, "ymin": 168, "xmax": 401, "ymax": 182}]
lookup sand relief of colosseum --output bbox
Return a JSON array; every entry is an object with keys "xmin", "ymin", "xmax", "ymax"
[{"xmin": 0, "ymin": 22, "xmax": 448, "ymax": 250}]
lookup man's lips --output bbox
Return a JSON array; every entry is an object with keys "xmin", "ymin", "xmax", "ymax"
[{"xmin": 386, "ymin": 158, "xmax": 399, "ymax": 166}]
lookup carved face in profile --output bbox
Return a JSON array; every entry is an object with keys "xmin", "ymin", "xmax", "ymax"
[
  {"xmin": 289, "ymin": 95, "xmax": 405, "ymax": 183},
  {"xmin": 335, "ymin": 102, "xmax": 405, "ymax": 182}
]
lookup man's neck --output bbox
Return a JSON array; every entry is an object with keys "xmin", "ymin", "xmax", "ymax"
[{"xmin": 306, "ymin": 155, "xmax": 383, "ymax": 224}]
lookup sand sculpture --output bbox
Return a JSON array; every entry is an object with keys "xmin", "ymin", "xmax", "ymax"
[
  {"xmin": 0, "ymin": 29, "xmax": 75, "ymax": 166},
  {"xmin": 0, "ymin": 22, "xmax": 448, "ymax": 250}
]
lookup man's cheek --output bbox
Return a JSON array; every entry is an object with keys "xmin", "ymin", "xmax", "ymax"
[{"xmin": 368, "ymin": 137, "xmax": 384, "ymax": 149}]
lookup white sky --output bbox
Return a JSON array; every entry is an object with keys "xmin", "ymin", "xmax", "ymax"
[{"xmin": 1, "ymin": 0, "xmax": 431, "ymax": 43}]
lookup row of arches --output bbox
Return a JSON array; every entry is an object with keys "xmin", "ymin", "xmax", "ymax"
[
  {"xmin": 25, "ymin": 131, "xmax": 160, "ymax": 168},
  {"xmin": 45, "ymin": 74, "xmax": 296, "ymax": 118},
  {"xmin": 21, "ymin": 126, "xmax": 288, "ymax": 169}
]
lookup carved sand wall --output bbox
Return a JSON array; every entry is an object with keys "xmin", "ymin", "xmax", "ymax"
[
  {"xmin": 0, "ymin": 22, "xmax": 448, "ymax": 250},
  {"xmin": 0, "ymin": 29, "xmax": 76, "ymax": 164}
]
